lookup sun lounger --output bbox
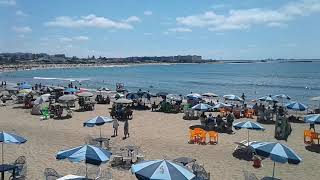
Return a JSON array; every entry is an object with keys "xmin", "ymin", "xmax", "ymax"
[
  {"xmin": 304, "ymin": 130, "xmax": 320, "ymax": 144},
  {"xmin": 44, "ymin": 168, "xmax": 62, "ymax": 180}
]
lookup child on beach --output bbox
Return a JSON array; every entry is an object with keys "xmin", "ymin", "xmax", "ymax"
[
  {"xmin": 123, "ymin": 120, "xmax": 129, "ymax": 139},
  {"xmin": 113, "ymin": 118, "xmax": 119, "ymax": 137}
]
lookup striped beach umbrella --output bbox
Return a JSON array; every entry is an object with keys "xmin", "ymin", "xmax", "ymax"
[
  {"xmin": 223, "ymin": 94, "xmax": 244, "ymax": 102},
  {"xmin": 131, "ymin": 159, "xmax": 195, "ymax": 180},
  {"xmin": 186, "ymin": 93, "xmax": 202, "ymax": 99},
  {"xmin": 233, "ymin": 121, "xmax": 265, "ymax": 144},
  {"xmin": 258, "ymin": 96, "xmax": 278, "ymax": 103},
  {"xmin": 286, "ymin": 102, "xmax": 308, "ymax": 111},
  {"xmin": 0, "ymin": 131, "xmax": 27, "ymax": 163},
  {"xmin": 191, "ymin": 103, "xmax": 212, "ymax": 111},
  {"xmin": 83, "ymin": 116, "xmax": 113, "ymax": 138},
  {"xmin": 56, "ymin": 145, "xmax": 112, "ymax": 177},
  {"xmin": 304, "ymin": 114, "xmax": 320, "ymax": 124},
  {"xmin": 250, "ymin": 142, "xmax": 302, "ymax": 178}
]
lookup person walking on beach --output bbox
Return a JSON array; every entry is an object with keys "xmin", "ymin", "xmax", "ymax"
[
  {"xmin": 113, "ymin": 118, "xmax": 119, "ymax": 137},
  {"xmin": 123, "ymin": 120, "xmax": 129, "ymax": 139}
]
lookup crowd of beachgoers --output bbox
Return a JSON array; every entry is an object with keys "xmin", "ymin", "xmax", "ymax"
[{"xmin": 0, "ymin": 81, "xmax": 320, "ymax": 180}]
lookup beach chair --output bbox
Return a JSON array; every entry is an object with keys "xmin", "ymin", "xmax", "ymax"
[
  {"xmin": 9, "ymin": 156, "xmax": 27, "ymax": 180},
  {"xmin": 41, "ymin": 107, "xmax": 50, "ymax": 120},
  {"xmin": 189, "ymin": 129, "xmax": 196, "ymax": 144},
  {"xmin": 243, "ymin": 170, "xmax": 259, "ymax": 180},
  {"xmin": 305, "ymin": 130, "xmax": 320, "ymax": 144},
  {"xmin": 199, "ymin": 130, "xmax": 207, "ymax": 145},
  {"xmin": 96, "ymin": 168, "xmax": 113, "ymax": 180},
  {"xmin": 44, "ymin": 168, "xmax": 62, "ymax": 180},
  {"xmin": 208, "ymin": 131, "xmax": 218, "ymax": 145},
  {"xmin": 193, "ymin": 128, "xmax": 204, "ymax": 144}
]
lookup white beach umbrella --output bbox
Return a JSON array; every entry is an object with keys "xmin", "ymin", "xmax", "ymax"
[{"xmin": 202, "ymin": 92, "xmax": 219, "ymax": 98}]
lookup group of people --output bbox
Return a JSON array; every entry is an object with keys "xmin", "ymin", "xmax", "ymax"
[
  {"xmin": 112, "ymin": 117, "xmax": 130, "ymax": 140},
  {"xmin": 199, "ymin": 111, "xmax": 235, "ymax": 132}
]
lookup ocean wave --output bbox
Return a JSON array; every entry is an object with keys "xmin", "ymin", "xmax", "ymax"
[{"xmin": 33, "ymin": 77, "xmax": 90, "ymax": 82}]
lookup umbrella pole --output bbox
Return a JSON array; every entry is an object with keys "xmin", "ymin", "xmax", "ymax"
[
  {"xmin": 247, "ymin": 129, "xmax": 250, "ymax": 145},
  {"xmin": 99, "ymin": 127, "xmax": 102, "ymax": 138},
  {"xmin": 85, "ymin": 163, "xmax": 88, "ymax": 178},
  {"xmin": 272, "ymin": 161, "xmax": 275, "ymax": 178},
  {"xmin": 1, "ymin": 143, "xmax": 3, "ymax": 164}
]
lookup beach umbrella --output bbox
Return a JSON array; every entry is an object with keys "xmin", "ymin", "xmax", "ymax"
[
  {"xmin": 114, "ymin": 93, "xmax": 125, "ymax": 99},
  {"xmin": 5, "ymin": 86, "xmax": 18, "ymax": 91},
  {"xmin": 186, "ymin": 93, "xmax": 202, "ymax": 99},
  {"xmin": 126, "ymin": 92, "xmax": 140, "ymax": 100},
  {"xmin": 0, "ymin": 131, "xmax": 27, "ymax": 163},
  {"xmin": 18, "ymin": 83, "xmax": 32, "ymax": 89},
  {"xmin": 304, "ymin": 114, "xmax": 320, "ymax": 124},
  {"xmin": 56, "ymin": 145, "xmax": 112, "ymax": 177},
  {"xmin": 166, "ymin": 94, "xmax": 182, "ymax": 101},
  {"xmin": 59, "ymin": 95, "xmax": 77, "ymax": 102},
  {"xmin": 156, "ymin": 92, "xmax": 168, "ymax": 97},
  {"xmin": 286, "ymin": 102, "xmax": 308, "ymax": 111},
  {"xmin": 51, "ymin": 86, "xmax": 65, "ymax": 91},
  {"xmin": 273, "ymin": 94, "xmax": 291, "ymax": 100},
  {"xmin": 98, "ymin": 87, "xmax": 110, "ymax": 91},
  {"xmin": 0, "ymin": 91, "xmax": 9, "ymax": 97},
  {"xmin": 76, "ymin": 92, "xmax": 93, "ymax": 97},
  {"xmin": 131, "ymin": 159, "xmax": 195, "ymax": 180},
  {"xmin": 83, "ymin": 116, "xmax": 113, "ymax": 138},
  {"xmin": 57, "ymin": 175, "xmax": 86, "ymax": 180},
  {"xmin": 233, "ymin": 121, "xmax": 265, "ymax": 144},
  {"xmin": 41, "ymin": 86, "xmax": 53, "ymax": 92},
  {"xmin": 202, "ymin": 92, "xmax": 219, "ymax": 98},
  {"xmin": 191, "ymin": 103, "xmax": 213, "ymax": 112},
  {"xmin": 34, "ymin": 94, "xmax": 51, "ymax": 105},
  {"xmin": 140, "ymin": 91, "xmax": 151, "ymax": 99},
  {"xmin": 250, "ymin": 142, "xmax": 302, "ymax": 179},
  {"xmin": 213, "ymin": 102, "xmax": 232, "ymax": 109},
  {"xmin": 223, "ymin": 94, "xmax": 244, "ymax": 102},
  {"xmin": 64, "ymin": 88, "xmax": 79, "ymax": 94},
  {"xmin": 114, "ymin": 98, "xmax": 132, "ymax": 104},
  {"xmin": 258, "ymin": 96, "xmax": 278, "ymax": 103}
]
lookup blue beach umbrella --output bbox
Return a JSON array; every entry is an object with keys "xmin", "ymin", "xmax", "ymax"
[
  {"xmin": 64, "ymin": 88, "xmax": 79, "ymax": 94},
  {"xmin": 186, "ymin": 93, "xmax": 202, "ymax": 99},
  {"xmin": 304, "ymin": 114, "xmax": 320, "ymax": 124},
  {"xmin": 126, "ymin": 93, "xmax": 140, "ymax": 100},
  {"xmin": 131, "ymin": 159, "xmax": 195, "ymax": 180},
  {"xmin": 166, "ymin": 94, "xmax": 182, "ymax": 101},
  {"xmin": 0, "ymin": 131, "xmax": 27, "ymax": 163},
  {"xmin": 250, "ymin": 142, "xmax": 302, "ymax": 178},
  {"xmin": 223, "ymin": 94, "xmax": 244, "ymax": 102},
  {"xmin": 258, "ymin": 96, "xmax": 278, "ymax": 103},
  {"xmin": 191, "ymin": 103, "xmax": 212, "ymax": 111},
  {"xmin": 18, "ymin": 83, "xmax": 32, "ymax": 89},
  {"xmin": 233, "ymin": 121, "xmax": 265, "ymax": 143},
  {"xmin": 83, "ymin": 116, "xmax": 113, "ymax": 138},
  {"xmin": 273, "ymin": 94, "xmax": 291, "ymax": 100},
  {"xmin": 286, "ymin": 102, "xmax": 308, "ymax": 111},
  {"xmin": 213, "ymin": 102, "xmax": 232, "ymax": 109},
  {"xmin": 56, "ymin": 145, "xmax": 112, "ymax": 176}
]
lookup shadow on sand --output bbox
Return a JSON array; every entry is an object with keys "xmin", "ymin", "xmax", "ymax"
[{"xmin": 305, "ymin": 144, "xmax": 320, "ymax": 153}]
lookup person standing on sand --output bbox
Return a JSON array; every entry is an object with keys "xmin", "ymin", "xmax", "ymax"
[
  {"xmin": 124, "ymin": 120, "xmax": 129, "ymax": 139},
  {"xmin": 113, "ymin": 118, "xmax": 119, "ymax": 137}
]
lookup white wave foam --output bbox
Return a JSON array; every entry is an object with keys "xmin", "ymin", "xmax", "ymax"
[{"xmin": 33, "ymin": 77, "xmax": 90, "ymax": 82}]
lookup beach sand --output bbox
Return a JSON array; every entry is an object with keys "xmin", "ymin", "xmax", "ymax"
[{"xmin": 0, "ymin": 103, "xmax": 319, "ymax": 180}]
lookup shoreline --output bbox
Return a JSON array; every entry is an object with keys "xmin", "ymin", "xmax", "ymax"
[{"xmin": 0, "ymin": 62, "xmax": 224, "ymax": 73}]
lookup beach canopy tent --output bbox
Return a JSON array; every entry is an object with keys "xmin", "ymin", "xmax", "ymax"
[
  {"xmin": 114, "ymin": 98, "xmax": 132, "ymax": 104},
  {"xmin": 18, "ymin": 83, "xmax": 32, "ymax": 89},
  {"xmin": 304, "ymin": 114, "xmax": 320, "ymax": 124},
  {"xmin": 131, "ymin": 159, "xmax": 195, "ymax": 180},
  {"xmin": 191, "ymin": 103, "xmax": 213, "ymax": 112},
  {"xmin": 126, "ymin": 93, "xmax": 140, "ymax": 100},
  {"xmin": 83, "ymin": 116, "xmax": 113, "ymax": 138},
  {"xmin": 166, "ymin": 94, "xmax": 182, "ymax": 101},
  {"xmin": 56, "ymin": 145, "xmax": 112, "ymax": 177},
  {"xmin": 76, "ymin": 92, "xmax": 94, "ymax": 97},
  {"xmin": 59, "ymin": 95, "xmax": 77, "ymax": 102},
  {"xmin": 250, "ymin": 142, "xmax": 302, "ymax": 179},
  {"xmin": 223, "ymin": 94, "xmax": 244, "ymax": 102},
  {"xmin": 202, "ymin": 92, "xmax": 219, "ymax": 98},
  {"xmin": 34, "ymin": 94, "xmax": 51, "ymax": 105},
  {"xmin": 0, "ymin": 131, "xmax": 27, "ymax": 163},
  {"xmin": 233, "ymin": 121, "xmax": 265, "ymax": 143},
  {"xmin": 186, "ymin": 93, "xmax": 202, "ymax": 99},
  {"xmin": 31, "ymin": 104, "xmax": 47, "ymax": 115},
  {"xmin": 286, "ymin": 102, "xmax": 308, "ymax": 111},
  {"xmin": 213, "ymin": 102, "xmax": 232, "ymax": 109},
  {"xmin": 258, "ymin": 96, "xmax": 278, "ymax": 103},
  {"xmin": 64, "ymin": 88, "xmax": 79, "ymax": 94}
]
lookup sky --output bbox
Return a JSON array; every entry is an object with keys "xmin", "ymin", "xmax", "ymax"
[{"xmin": 1, "ymin": 0, "xmax": 320, "ymax": 60}]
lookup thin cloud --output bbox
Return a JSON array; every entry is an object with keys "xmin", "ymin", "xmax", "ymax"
[
  {"xmin": 122, "ymin": 16, "xmax": 141, "ymax": 23},
  {"xmin": 0, "ymin": 0, "xmax": 16, "ymax": 6},
  {"xmin": 60, "ymin": 36, "xmax": 90, "ymax": 42},
  {"xmin": 176, "ymin": 0, "xmax": 320, "ymax": 31},
  {"xmin": 16, "ymin": 10, "xmax": 28, "ymax": 17},
  {"xmin": 44, "ymin": 14, "xmax": 138, "ymax": 29},
  {"xmin": 144, "ymin": 11, "xmax": 153, "ymax": 16},
  {"xmin": 74, "ymin": 36, "xmax": 89, "ymax": 41},
  {"xmin": 59, "ymin": 37, "xmax": 72, "ymax": 42},
  {"xmin": 12, "ymin": 26, "xmax": 32, "ymax": 33},
  {"xmin": 169, "ymin": 27, "xmax": 192, "ymax": 32}
]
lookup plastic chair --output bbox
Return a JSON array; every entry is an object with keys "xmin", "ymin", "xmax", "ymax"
[
  {"xmin": 208, "ymin": 131, "xmax": 218, "ymax": 144},
  {"xmin": 311, "ymin": 131, "xmax": 320, "ymax": 144},
  {"xmin": 189, "ymin": 129, "xmax": 196, "ymax": 144},
  {"xmin": 199, "ymin": 131, "xmax": 207, "ymax": 145},
  {"xmin": 304, "ymin": 130, "xmax": 314, "ymax": 144},
  {"xmin": 193, "ymin": 128, "xmax": 204, "ymax": 143},
  {"xmin": 41, "ymin": 107, "xmax": 50, "ymax": 120}
]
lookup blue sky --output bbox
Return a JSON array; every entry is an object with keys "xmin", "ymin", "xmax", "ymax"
[{"xmin": 1, "ymin": 0, "xmax": 320, "ymax": 59}]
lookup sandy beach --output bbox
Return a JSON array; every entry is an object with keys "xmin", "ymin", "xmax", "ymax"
[{"xmin": 0, "ymin": 101, "xmax": 319, "ymax": 180}]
